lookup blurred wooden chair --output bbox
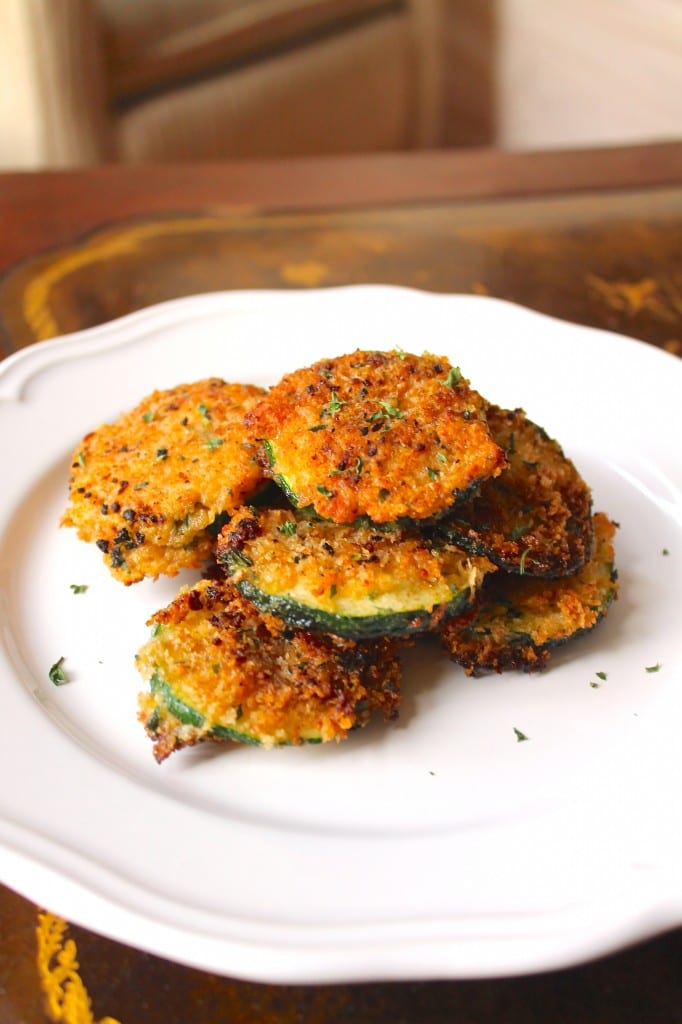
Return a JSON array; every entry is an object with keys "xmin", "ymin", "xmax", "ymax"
[
  {"xmin": 0, "ymin": 0, "xmax": 679, "ymax": 170},
  {"xmin": 0, "ymin": 0, "xmax": 453, "ymax": 169}
]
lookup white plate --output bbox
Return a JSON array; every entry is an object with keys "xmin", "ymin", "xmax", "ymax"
[{"xmin": 1, "ymin": 287, "xmax": 681, "ymax": 983}]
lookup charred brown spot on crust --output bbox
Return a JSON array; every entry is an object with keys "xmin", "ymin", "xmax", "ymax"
[{"xmin": 222, "ymin": 512, "xmax": 262, "ymax": 550}]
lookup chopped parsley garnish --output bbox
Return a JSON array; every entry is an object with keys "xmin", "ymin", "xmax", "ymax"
[
  {"xmin": 355, "ymin": 457, "xmax": 363, "ymax": 475},
  {"xmin": 645, "ymin": 663, "xmax": 662, "ymax": 673},
  {"xmin": 427, "ymin": 467, "xmax": 440, "ymax": 480},
  {"xmin": 142, "ymin": 410, "xmax": 155, "ymax": 423},
  {"xmin": 156, "ymin": 447, "xmax": 168, "ymax": 460},
  {"xmin": 309, "ymin": 424, "xmax": 326, "ymax": 432},
  {"xmin": 510, "ymin": 524, "xmax": 530, "ymax": 541},
  {"xmin": 77, "ymin": 452, "xmax": 86, "ymax": 467},
  {"xmin": 197, "ymin": 402, "xmax": 211, "ymax": 421},
  {"xmin": 589, "ymin": 681, "xmax": 600, "ymax": 688},
  {"xmin": 513, "ymin": 727, "xmax": 529, "ymax": 742},
  {"xmin": 378, "ymin": 488, "xmax": 390, "ymax": 502},
  {"xmin": 69, "ymin": 584, "xmax": 88, "ymax": 594},
  {"xmin": 205, "ymin": 436, "xmax": 224, "ymax": 451},
  {"xmin": 443, "ymin": 366, "xmax": 462, "ymax": 388},
  {"xmin": 49, "ymin": 656, "xmax": 69, "ymax": 686},
  {"xmin": 368, "ymin": 400, "xmax": 405, "ymax": 421},
  {"xmin": 596, "ymin": 670, "xmax": 607, "ymax": 680},
  {"xmin": 322, "ymin": 392, "xmax": 346, "ymax": 417},
  {"xmin": 211, "ymin": 663, "xmax": 221, "ymax": 674},
  {"xmin": 278, "ymin": 520, "xmax": 297, "ymax": 536},
  {"xmin": 230, "ymin": 550, "xmax": 254, "ymax": 568},
  {"xmin": 662, "ymin": 548, "xmax": 670, "ymax": 556},
  {"xmin": 436, "ymin": 451, "xmax": 447, "ymax": 464},
  {"xmin": 316, "ymin": 484, "xmax": 334, "ymax": 497}
]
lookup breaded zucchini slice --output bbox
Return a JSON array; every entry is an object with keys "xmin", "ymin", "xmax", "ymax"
[
  {"xmin": 440, "ymin": 512, "xmax": 618, "ymax": 674},
  {"xmin": 216, "ymin": 506, "xmax": 495, "ymax": 639},
  {"xmin": 245, "ymin": 349, "xmax": 506, "ymax": 524},
  {"xmin": 136, "ymin": 577, "xmax": 401, "ymax": 762},
  {"xmin": 62, "ymin": 379, "xmax": 265, "ymax": 584},
  {"xmin": 437, "ymin": 406, "xmax": 593, "ymax": 577}
]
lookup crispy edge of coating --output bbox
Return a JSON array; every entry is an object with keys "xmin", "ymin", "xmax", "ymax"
[
  {"xmin": 439, "ymin": 405, "xmax": 593, "ymax": 577},
  {"xmin": 439, "ymin": 512, "xmax": 618, "ymax": 675}
]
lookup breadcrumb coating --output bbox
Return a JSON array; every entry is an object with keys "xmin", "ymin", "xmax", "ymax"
[
  {"xmin": 245, "ymin": 349, "xmax": 506, "ymax": 524},
  {"xmin": 61, "ymin": 379, "xmax": 265, "ymax": 583},
  {"xmin": 137, "ymin": 578, "xmax": 402, "ymax": 761},
  {"xmin": 217, "ymin": 505, "xmax": 494, "ymax": 637}
]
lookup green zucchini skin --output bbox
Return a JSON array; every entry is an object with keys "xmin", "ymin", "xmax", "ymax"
[
  {"xmin": 147, "ymin": 673, "xmax": 265, "ymax": 746},
  {"xmin": 145, "ymin": 673, "xmax": 326, "ymax": 747},
  {"xmin": 231, "ymin": 575, "xmax": 473, "ymax": 640},
  {"xmin": 217, "ymin": 506, "xmax": 493, "ymax": 640}
]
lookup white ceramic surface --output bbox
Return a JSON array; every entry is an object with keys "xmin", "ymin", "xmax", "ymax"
[{"xmin": 0, "ymin": 287, "xmax": 680, "ymax": 982}]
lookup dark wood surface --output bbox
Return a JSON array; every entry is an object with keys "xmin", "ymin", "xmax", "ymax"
[
  {"xmin": 1, "ymin": 186, "xmax": 681, "ymax": 357},
  {"xmin": 1, "ymin": 141, "xmax": 681, "ymax": 276},
  {"xmin": 1, "ymin": 145, "xmax": 681, "ymax": 1024}
]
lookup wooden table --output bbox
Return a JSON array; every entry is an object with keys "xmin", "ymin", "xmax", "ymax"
[{"xmin": 1, "ymin": 143, "xmax": 681, "ymax": 1024}]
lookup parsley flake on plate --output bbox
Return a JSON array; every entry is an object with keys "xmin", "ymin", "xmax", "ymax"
[{"xmin": 49, "ymin": 656, "xmax": 69, "ymax": 686}]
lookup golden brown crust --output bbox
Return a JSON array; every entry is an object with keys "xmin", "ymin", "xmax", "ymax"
[
  {"xmin": 439, "ymin": 406, "xmax": 593, "ymax": 577},
  {"xmin": 245, "ymin": 349, "xmax": 506, "ymax": 523},
  {"xmin": 137, "ymin": 578, "xmax": 402, "ymax": 761},
  {"xmin": 61, "ymin": 379, "xmax": 265, "ymax": 583},
  {"xmin": 440, "ymin": 512, "xmax": 618, "ymax": 674}
]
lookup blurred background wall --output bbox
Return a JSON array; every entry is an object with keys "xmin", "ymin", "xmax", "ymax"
[{"xmin": 0, "ymin": 0, "xmax": 680, "ymax": 170}]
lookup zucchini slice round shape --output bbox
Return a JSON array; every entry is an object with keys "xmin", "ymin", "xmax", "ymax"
[
  {"xmin": 62, "ymin": 378, "xmax": 266, "ymax": 584},
  {"xmin": 440, "ymin": 512, "xmax": 618, "ymax": 674},
  {"xmin": 246, "ymin": 349, "xmax": 506, "ymax": 524},
  {"xmin": 436, "ymin": 406, "xmax": 593, "ymax": 577},
  {"xmin": 217, "ymin": 506, "xmax": 495, "ymax": 639},
  {"xmin": 136, "ymin": 577, "xmax": 401, "ymax": 761}
]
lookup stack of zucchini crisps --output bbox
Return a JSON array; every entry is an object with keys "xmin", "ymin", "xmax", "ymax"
[{"xmin": 62, "ymin": 350, "xmax": 618, "ymax": 762}]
